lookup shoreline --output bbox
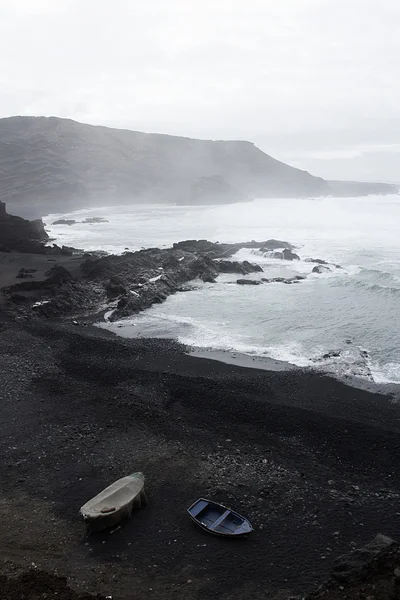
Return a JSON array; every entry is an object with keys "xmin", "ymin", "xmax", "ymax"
[
  {"xmin": 1, "ymin": 233, "xmax": 400, "ymax": 598},
  {"xmin": 2, "ymin": 319, "xmax": 400, "ymax": 599},
  {"xmin": 189, "ymin": 347, "xmax": 294, "ymax": 372},
  {"xmin": 94, "ymin": 314, "xmax": 400, "ymax": 397},
  {"xmin": 188, "ymin": 345, "xmax": 400, "ymax": 396}
]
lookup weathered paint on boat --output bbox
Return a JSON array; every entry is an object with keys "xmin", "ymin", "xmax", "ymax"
[{"xmin": 80, "ymin": 472, "xmax": 146, "ymax": 532}]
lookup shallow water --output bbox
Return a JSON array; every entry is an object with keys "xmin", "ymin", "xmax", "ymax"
[{"xmin": 45, "ymin": 195, "xmax": 400, "ymax": 383}]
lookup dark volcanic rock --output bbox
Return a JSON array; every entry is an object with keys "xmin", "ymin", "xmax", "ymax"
[
  {"xmin": 173, "ymin": 240, "xmax": 222, "ymax": 255},
  {"xmin": 242, "ymin": 260, "xmax": 263, "ymax": 273},
  {"xmin": 271, "ymin": 249, "xmax": 300, "ymax": 261},
  {"xmin": 30, "ymin": 219, "xmax": 48, "ymax": 238},
  {"xmin": 0, "ymin": 569, "xmax": 106, "ymax": 600},
  {"xmin": 16, "ymin": 268, "xmax": 36, "ymax": 279},
  {"xmin": 305, "ymin": 535, "xmax": 400, "ymax": 599},
  {"xmin": 173, "ymin": 239, "xmax": 297, "ymax": 260},
  {"xmin": 47, "ymin": 244, "xmax": 77, "ymax": 256},
  {"xmin": 307, "ymin": 258, "xmax": 343, "ymax": 270},
  {"xmin": 0, "ymin": 239, "xmax": 305, "ymax": 321},
  {"xmin": 237, "ymin": 279, "xmax": 262, "ymax": 285},
  {"xmin": 262, "ymin": 275, "xmax": 306, "ymax": 284},
  {"xmin": 305, "ymin": 258, "xmax": 329, "ymax": 265},
  {"xmin": 52, "ymin": 219, "xmax": 77, "ymax": 226},
  {"xmin": 80, "ymin": 247, "xmax": 220, "ymax": 320},
  {"xmin": 200, "ymin": 272, "xmax": 217, "ymax": 283},
  {"xmin": 334, "ymin": 532, "xmax": 397, "ymax": 579},
  {"xmin": 322, "ymin": 350, "xmax": 342, "ymax": 360},
  {"xmin": 216, "ymin": 259, "xmax": 263, "ymax": 275},
  {"xmin": 83, "ymin": 217, "xmax": 109, "ymax": 223},
  {"xmin": 0, "ymin": 201, "xmax": 49, "ymax": 253},
  {"xmin": 10, "ymin": 293, "xmax": 29, "ymax": 303},
  {"xmin": 44, "ymin": 265, "xmax": 73, "ymax": 285},
  {"xmin": 260, "ymin": 239, "xmax": 296, "ymax": 250},
  {"xmin": 312, "ymin": 265, "xmax": 331, "ymax": 274},
  {"xmin": 105, "ymin": 275, "xmax": 127, "ymax": 298}
]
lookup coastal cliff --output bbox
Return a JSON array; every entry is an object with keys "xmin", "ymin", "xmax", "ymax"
[
  {"xmin": 2, "ymin": 117, "xmax": 397, "ymax": 219},
  {"xmin": 0, "ymin": 200, "xmax": 48, "ymax": 251}
]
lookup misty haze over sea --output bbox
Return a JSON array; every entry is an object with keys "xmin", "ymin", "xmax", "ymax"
[{"xmin": 46, "ymin": 194, "xmax": 400, "ymax": 385}]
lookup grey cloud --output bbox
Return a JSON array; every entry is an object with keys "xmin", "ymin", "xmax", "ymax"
[{"xmin": 0, "ymin": 0, "xmax": 399, "ymax": 181}]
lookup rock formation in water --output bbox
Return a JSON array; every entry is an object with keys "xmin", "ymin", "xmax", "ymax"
[
  {"xmin": 270, "ymin": 249, "xmax": 300, "ymax": 260},
  {"xmin": 312, "ymin": 264, "xmax": 331, "ymax": 274}
]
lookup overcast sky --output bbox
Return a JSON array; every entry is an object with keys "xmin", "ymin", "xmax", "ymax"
[{"xmin": 0, "ymin": 0, "xmax": 399, "ymax": 181}]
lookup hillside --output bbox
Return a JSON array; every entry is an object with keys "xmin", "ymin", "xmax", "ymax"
[{"xmin": 0, "ymin": 116, "xmax": 397, "ymax": 217}]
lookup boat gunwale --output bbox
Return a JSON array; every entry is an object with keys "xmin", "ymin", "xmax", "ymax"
[{"xmin": 187, "ymin": 497, "xmax": 254, "ymax": 537}]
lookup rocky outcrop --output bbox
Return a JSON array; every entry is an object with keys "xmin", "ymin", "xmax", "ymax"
[
  {"xmin": 306, "ymin": 258, "xmax": 329, "ymax": 265},
  {"xmin": 3, "ymin": 238, "xmax": 310, "ymax": 321},
  {"xmin": 216, "ymin": 260, "xmax": 263, "ymax": 275},
  {"xmin": 44, "ymin": 265, "xmax": 73, "ymax": 285},
  {"xmin": 83, "ymin": 217, "xmax": 109, "ymax": 223},
  {"xmin": 52, "ymin": 219, "xmax": 77, "ymax": 225},
  {"xmin": 307, "ymin": 258, "xmax": 342, "ymax": 270},
  {"xmin": 260, "ymin": 239, "xmax": 296, "ymax": 251},
  {"xmin": 236, "ymin": 275, "xmax": 306, "ymax": 285},
  {"xmin": 172, "ymin": 239, "xmax": 295, "ymax": 259},
  {"xmin": 237, "ymin": 279, "xmax": 262, "ymax": 285},
  {"xmin": 271, "ymin": 249, "xmax": 300, "ymax": 261},
  {"xmin": 105, "ymin": 275, "xmax": 127, "ymax": 299},
  {"xmin": 52, "ymin": 217, "xmax": 109, "ymax": 225},
  {"xmin": 306, "ymin": 534, "xmax": 400, "ymax": 600},
  {"xmin": 262, "ymin": 276, "xmax": 305, "ymax": 284},
  {"xmin": 0, "ymin": 201, "xmax": 48, "ymax": 252},
  {"xmin": 6, "ymin": 248, "xmax": 220, "ymax": 320},
  {"xmin": 0, "ymin": 569, "xmax": 107, "ymax": 600},
  {"xmin": 16, "ymin": 268, "xmax": 36, "ymax": 279},
  {"xmin": 312, "ymin": 265, "xmax": 331, "ymax": 274}
]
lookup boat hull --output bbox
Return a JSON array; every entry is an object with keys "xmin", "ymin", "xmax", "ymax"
[
  {"xmin": 80, "ymin": 472, "xmax": 146, "ymax": 532},
  {"xmin": 187, "ymin": 498, "xmax": 253, "ymax": 537}
]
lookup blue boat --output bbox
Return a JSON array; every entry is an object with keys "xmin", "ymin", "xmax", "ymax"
[{"xmin": 187, "ymin": 498, "xmax": 254, "ymax": 537}]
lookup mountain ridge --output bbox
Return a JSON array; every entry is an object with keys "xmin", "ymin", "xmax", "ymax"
[{"xmin": 0, "ymin": 116, "xmax": 397, "ymax": 217}]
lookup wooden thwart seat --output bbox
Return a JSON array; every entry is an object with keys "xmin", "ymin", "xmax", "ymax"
[{"xmin": 210, "ymin": 509, "xmax": 231, "ymax": 530}]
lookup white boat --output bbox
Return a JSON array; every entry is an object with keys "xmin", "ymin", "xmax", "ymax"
[{"xmin": 80, "ymin": 472, "xmax": 146, "ymax": 532}]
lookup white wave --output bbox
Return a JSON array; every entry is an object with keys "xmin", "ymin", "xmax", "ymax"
[
  {"xmin": 369, "ymin": 361, "xmax": 400, "ymax": 384},
  {"xmin": 62, "ymin": 196, "xmax": 400, "ymax": 390}
]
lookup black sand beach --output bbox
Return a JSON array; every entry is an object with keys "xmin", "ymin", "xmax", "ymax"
[{"xmin": 1, "ymin": 316, "xmax": 400, "ymax": 599}]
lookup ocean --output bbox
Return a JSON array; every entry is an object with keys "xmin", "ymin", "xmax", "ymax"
[{"xmin": 44, "ymin": 195, "xmax": 400, "ymax": 384}]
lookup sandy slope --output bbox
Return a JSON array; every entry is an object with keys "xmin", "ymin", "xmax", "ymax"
[{"xmin": 1, "ymin": 319, "xmax": 400, "ymax": 599}]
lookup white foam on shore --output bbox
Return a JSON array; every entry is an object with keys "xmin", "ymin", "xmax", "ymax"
[
  {"xmin": 103, "ymin": 312, "xmax": 400, "ymax": 385},
  {"xmin": 56, "ymin": 196, "xmax": 400, "ymax": 388},
  {"xmin": 369, "ymin": 361, "xmax": 400, "ymax": 384}
]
